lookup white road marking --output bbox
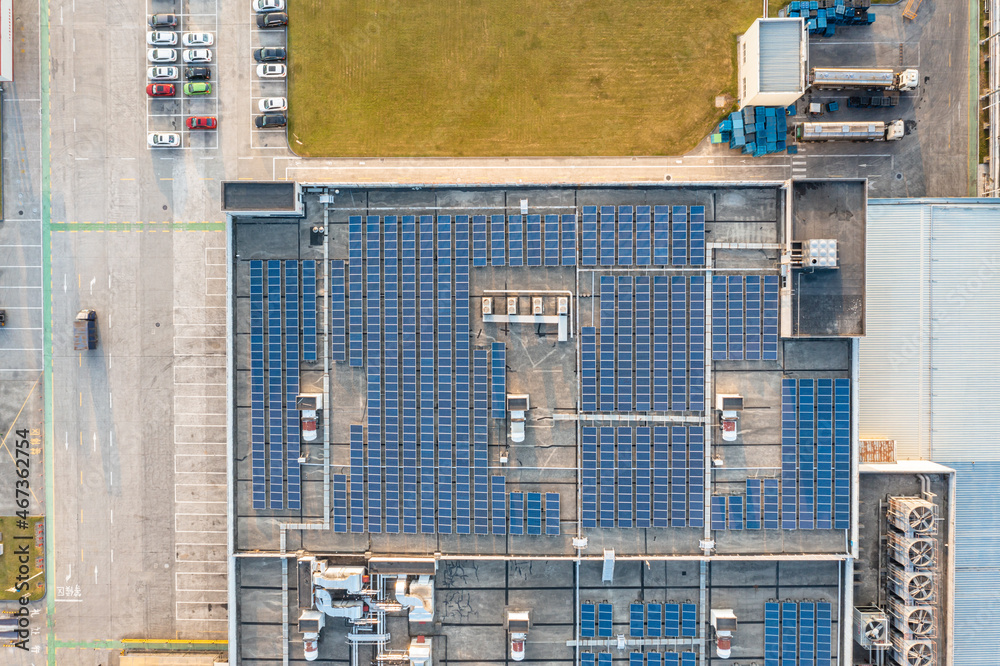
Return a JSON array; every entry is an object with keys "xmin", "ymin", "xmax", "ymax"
[
  {"xmin": 94, "ymin": 566, "xmax": 98, "ymax": 583},
  {"xmin": 65, "ymin": 565, "xmax": 71, "ymax": 582},
  {"xmin": 92, "ymin": 432, "xmax": 96, "ymax": 452},
  {"xmin": 64, "ymin": 432, "xmax": 68, "ymax": 450},
  {"xmin": 89, "ymin": 276, "xmax": 95, "ymax": 294}
]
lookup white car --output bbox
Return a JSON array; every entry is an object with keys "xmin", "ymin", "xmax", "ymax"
[
  {"xmin": 253, "ymin": 0, "xmax": 284, "ymax": 12},
  {"xmin": 183, "ymin": 49, "xmax": 213, "ymax": 63},
  {"xmin": 258, "ymin": 96, "xmax": 287, "ymax": 112},
  {"xmin": 146, "ymin": 31, "xmax": 177, "ymax": 46},
  {"xmin": 147, "ymin": 132, "xmax": 180, "ymax": 148},
  {"xmin": 147, "ymin": 66, "xmax": 179, "ymax": 80},
  {"xmin": 182, "ymin": 32, "xmax": 214, "ymax": 47},
  {"xmin": 256, "ymin": 63, "xmax": 286, "ymax": 78},
  {"xmin": 147, "ymin": 48, "xmax": 177, "ymax": 63}
]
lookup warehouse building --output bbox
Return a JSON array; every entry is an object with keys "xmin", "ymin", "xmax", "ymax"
[{"xmin": 737, "ymin": 18, "xmax": 808, "ymax": 109}]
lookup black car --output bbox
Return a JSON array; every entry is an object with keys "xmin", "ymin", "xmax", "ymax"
[
  {"xmin": 185, "ymin": 67, "xmax": 211, "ymax": 80},
  {"xmin": 253, "ymin": 47, "xmax": 287, "ymax": 62},
  {"xmin": 256, "ymin": 12, "xmax": 287, "ymax": 28},
  {"xmin": 148, "ymin": 14, "xmax": 178, "ymax": 28},
  {"xmin": 254, "ymin": 113, "xmax": 287, "ymax": 129}
]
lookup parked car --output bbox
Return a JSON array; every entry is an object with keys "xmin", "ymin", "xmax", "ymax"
[
  {"xmin": 185, "ymin": 67, "xmax": 211, "ymax": 80},
  {"xmin": 256, "ymin": 63, "xmax": 286, "ymax": 78},
  {"xmin": 182, "ymin": 32, "xmax": 214, "ymax": 47},
  {"xmin": 256, "ymin": 12, "xmax": 287, "ymax": 28},
  {"xmin": 148, "ymin": 14, "xmax": 178, "ymax": 28},
  {"xmin": 258, "ymin": 96, "xmax": 287, "ymax": 112},
  {"xmin": 253, "ymin": 0, "xmax": 285, "ymax": 12},
  {"xmin": 183, "ymin": 82, "xmax": 212, "ymax": 96},
  {"xmin": 253, "ymin": 47, "xmax": 286, "ymax": 62},
  {"xmin": 254, "ymin": 113, "xmax": 286, "ymax": 128},
  {"xmin": 146, "ymin": 83, "xmax": 176, "ymax": 97},
  {"xmin": 186, "ymin": 116, "xmax": 218, "ymax": 130},
  {"xmin": 147, "ymin": 48, "xmax": 177, "ymax": 63},
  {"xmin": 147, "ymin": 132, "xmax": 180, "ymax": 147},
  {"xmin": 147, "ymin": 31, "xmax": 177, "ymax": 46},
  {"xmin": 147, "ymin": 66, "xmax": 179, "ymax": 81},
  {"xmin": 183, "ymin": 49, "xmax": 212, "ymax": 63}
]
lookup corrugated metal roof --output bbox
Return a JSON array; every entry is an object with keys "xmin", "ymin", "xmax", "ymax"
[{"xmin": 758, "ymin": 20, "xmax": 802, "ymax": 93}]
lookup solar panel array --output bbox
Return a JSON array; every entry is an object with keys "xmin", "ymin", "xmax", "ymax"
[
  {"xmin": 581, "ymin": 426, "xmax": 704, "ymax": 529},
  {"xmin": 330, "ymin": 260, "xmax": 346, "ymax": 362},
  {"xmin": 584, "ymin": 276, "xmax": 705, "ymax": 413},
  {"xmin": 712, "ymin": 275, "xmax": 779, "ymax": 361},
  {"xmin": 581, "ymin": 601, "xmax": 698, "ymax": 643},
  {"xmin": 468, "ymin": 213, "xmax": 578, "ymax": 268},
  {"xmin": 764, "ymin": 601, "xmax": 833, "ymax": 666},
  {"xmin": 579, "ymin": 204, "xmax": 705, "ymax": 267}
]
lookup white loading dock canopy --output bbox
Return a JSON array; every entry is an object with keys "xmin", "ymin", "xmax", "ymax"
[{"xmin": 737, "ymin": 18, "xmax": 807, "ymax": 108}]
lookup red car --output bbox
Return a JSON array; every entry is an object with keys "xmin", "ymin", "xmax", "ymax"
[
  {"xmin": 186, "ymin": 116, "xmax": 218, "ymax": 130},
  {"xmin": 146, "ymin": 83, "xmax": 175, "ymax": 97}
]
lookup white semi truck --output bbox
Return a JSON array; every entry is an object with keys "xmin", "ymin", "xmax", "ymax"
[
  {"xmin": 810, "ymin": 67, "xmax": 919, "ymax": 92},
  {"xmin": 796, "ymin": 119, "xmax": 905, "ymax": 142}
]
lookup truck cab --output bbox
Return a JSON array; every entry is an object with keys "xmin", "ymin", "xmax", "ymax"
[
  {"xmin": 897, "ymin": 68, "xmax": 919, "ymax": 91},
  {"xmin": 73, "ymin": 309, "xmax": 98, "ymax": 350}
]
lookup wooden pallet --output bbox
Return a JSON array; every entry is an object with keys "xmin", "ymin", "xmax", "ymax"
[{"xmin": 903, "ymin": 0, "xmax": 924, "ymax": 20}]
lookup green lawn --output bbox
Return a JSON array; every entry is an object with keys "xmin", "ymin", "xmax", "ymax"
[
  {"xmin": 287, "ymin": 0, "xmax": 762, "ymax": 156},
  {"xmin": 0, "ymin": 516, "xmax": 45, "ymax": 601}
]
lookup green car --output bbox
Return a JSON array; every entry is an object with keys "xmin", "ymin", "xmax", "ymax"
[{"xmin": 183, "ymin": 82, "xmax": 212, "ymax": 96}]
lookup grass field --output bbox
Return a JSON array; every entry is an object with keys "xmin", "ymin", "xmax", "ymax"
[
  {"xmin": 287, "ymin": 0, "xmax": 763, "ymax": 156},
  {"xmin": 0, "ymin": 516, "xmax": 45, "ymax": 601}
]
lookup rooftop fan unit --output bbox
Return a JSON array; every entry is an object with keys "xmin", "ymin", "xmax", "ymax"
[
  {"xmin": 888, "ymin": 565, "xmax": 935, "ymax": 605},
  {"xmin": 888, "ymin": 497, "xmax": 937, "ymax": 536},
  {"xmin": 889, "ymin": 604, "xmax": 935, "ymax": 639},
  {"xmin": 891, "ymin": 637, "xmax": 934, "ymax": 666},
  {"xmin": 852, "ymin": 606, "xmax": 890, "ymax": 649},
  {"xmin": 888, "ymin": 533, "xmax": 936, "ymax": 570}
]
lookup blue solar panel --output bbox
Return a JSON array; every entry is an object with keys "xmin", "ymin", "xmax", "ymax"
[
  {"xmin": 598, "ymin": 654, "xmax": 612, "ymax": 666},
  {"xmin": 526, "ymin": 214, "xmax": 542, "ymax": 267},
  {"xmin": 781, "ymin": 378, "xmax": 797, "ymax": 530},
  {"xmin": 582, "ymin": 427, "xmax": 598, "ymax": 529},
  {"xmin": 635, "ymin": 277, "xmax": 652, "ymax": 412},
  {"xmin": 333, "ymin": 474, "xmax": 348, "ymax": 533},
  {"xmin": 348, "ymin": 217, "xmax": 364, "ymax": 367},
  {"xmin": 689, "ymin": 205, "xmax": 705, "ymax": 266},
  {"xmin": 455, "ymin": 216, "xmax": 471, "ymax": 534},
  {"xmin": 618, "ymin": 205, "xmax": 634, "ymax": 265},
  {"xmin": 834, "ymin": 378, "xmax": 850, "ymax": 529},
  {"xmin": 419, "ymin": 216, "xmax": 435, "ymax": 534},
  {"xmin": 582, "ymin": 207, "xmax": 598, "ymax": 266},
  {"xmin": 489, "ymin": 213, "xmax": 506, "ymax": 266},
  {"xmin": 297, "ymin": 259, "xmax": 317, "ymax": 362},
  {"xmin": 630, "ymin": 653, "xmax": 643, "ymax": 666},
  {"xmin": 652, "ymin": 427, "xmax": 669, "ymax": 528},
  {"xmin": 285, "ymin": 255, "xmax": 301, "ymax": 506},
  {"xmin": 350, "ymin": 424, "xmax": 365, "ymax": 533},
  {"xmin": 544, "ymin": 214, "xmax": 560, "ymax": 266},
  {"xmin": 663, "ymin": 603, "xmax": 680, "ymax": 637},
  {"xmin": 652, "ymin": 277, "xmax": 670, "ymax": 411},
  {"xmin": 653, "ymin": 205, "xmax": 670, "ymax": 266},
  {"xmin": 799, "ymin": 378, "xmax": 815, "ymax": 530},
  {"xmin": 816, "ymin": 379, "xmax": 833, "ymax": 529},
  {"xmin": 745, "ymin": 275, "xmax": 761, "ymax": 360},
  {"xmin": 727, "ymin": 275, "xmax": 743, "ymax": 360},
  {"xmin": 600, "ymin": 276, "xmax": 616, "ymax": 411},
  {"xmin": 472, "ymin": 214, "xmax": 488, "ymax": 267},
  {"xmin": 763, "ymin": 478, "xmax": 780, "ymax": 529},
  {"xmin": 492, "ymin": 476, "xmax": 506, "ymax": 535},
  {"xmin": 634, "ymin": 427, "xmax": 651, "ymax": 528},
  {"xmin": 663, "ymin": 654, "xmax": 678, "ymax": 666},
  {"xmin": 763, "ymin": 275, "xmax": 779, "ymax": 360},
  {"xmin": 581, "ymin": 653, "xmax": 595, "ymax": 666},
  {"xmin": 764, "ymin": 602, "xmax": 780, "ymax": 666},
  {"xmin": 618, "ymin": 277, "xmax": 633, "ymax": 411},
  {"xmin": 330, "ymin": 259, "xmax": 347, "ymax": 363},
  {"xmin": 670, "ymin": 277, "xmax": 686, "ymax": 411},
  {"xmin": 561, "ymin": 214, "xmax": 577, "ymax": 266},
  {"xmin": 646, "ymin": 603, "xmax": 662, "ymax": 637},
  {"xmin": 711, "ymin": 275, "xmax": 727, "ymax": 360},
  {"xmin": 545, "ymin": 492, "xmax": 560, "ymax": 535},
  {"xmin": 671, "ymin": 205, "xmax": 687, "ymax": 266},
  {"xmin": 600, "ymin": 205, "xmax": 615, "ymax": 266},
  {"xmin": 728, "ymin": 495, "xmax": 744, "ymax": 531},
  {"xmin": 384, "ymin": 217, "xmax": 400, "ymax": 534},
  {"xmin": 597, "ymin": 602, "xmax": 613, "ymax": 637},
  {"xmin": 746, "ymin": 479, "xmax": 762, "ymax": 530},
  {"xmin": 781, "ymin": 602, "xmax": 797, "ymax": 666},
  {"xmin": 249, "ymin": 261, "xmax": 266, "ymax": 509},
  {"xmin": 509, "ymin": 491, "xmax": 524, "ymax": 535},
  {"xmin": 688, "ymin": 276, "xmax": 705, "ymax": 411},
  {"xmin": 670, "ymin": 427, "xmax": 686, "ymax": 527},
  {"xmin": 581, "ymin": 603, "xmax": 596, "ymax": 638},
  {"xmin": 688, "ymin": 426, "xmax": 704, "ymax": 527},
  {"xmin": 581, "ymin": 327, "xmax": 598, "ymax": 412},
  {"xmin": 635, "ymin": 205, "xmax": 652, "ymax": 266},
  {"xmin": 438, "ymin": 217, "xmax": 453, "ymax": 534},
  {"xmin": 617, "ymin": 427, "xmax": 632, "ymax": 527},
  {"xmin": 508, "ymin": 215, "xmax": 524, "ymax": 267},
  {"xmin": 473, "ymin": 349, "xmax": 490, "ymax": 535},
  {"xmin": 600, "ymin": 427, "xmax": 615, "ymax": 528},
  {"xmin": 492, "ymin": 342, "xmax": 506, "ymax": 418},
  {"xmin": 401, "ymin": 216, "xmax": 418, "ymax": 534},
  {"xmin": 799, "ymin": 602, "xmax": 815, "ymax": 666},
  {"xmin": 365, "ymin": 220, "xmax": 381, "ymax": 530},
  {"xmin": 267, "ymin": 260, "xmax": 283, "ymax": 509},
  {"xmin": 680, "ymin": 653, "xmax": 696, "ymax": 666},
  {"xmin": 816, "ymin": 602, "xmax": 832, "ymax": 666},
  {"xmin": 527, "ymin": 492, "xmax": 543, "ymax": 536},
  {"xmin": 711, "ymin": 496, "xmax": 726, "ymax": 530}
]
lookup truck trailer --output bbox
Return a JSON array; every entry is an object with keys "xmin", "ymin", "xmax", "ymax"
[
  {"xmin": 73, "ymin": 309, "xmax": 98, "ymax": 350},
  {"xmin": 810, "ymin": 67, "xmax": 919, "ymax": 92},
  {"xmin": 796, "ymin": 120, "xmax": 905, "ymax": 142}
]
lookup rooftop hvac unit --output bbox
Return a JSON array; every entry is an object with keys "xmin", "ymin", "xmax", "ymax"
[
  {"xmin": 887, "ymin": 534, "xmax": 936, "ymax": 570},
  {"xmin": 852, "ymin": 606, "xmax": 890, "ymax": 649},
  {"xmin": 890, "ymin": 637, "xmax": 934, "ymax": 666},
  {"xmin": 887, "ymin": 565, "xmax": 935, "ymax": 605},
  {"xmin": 887, "ymin": 497, "xmax": 938, "ymax": 536},
  {"xmin": 888, "ymin": 602, "xmax": 935, "ymax": 639}
]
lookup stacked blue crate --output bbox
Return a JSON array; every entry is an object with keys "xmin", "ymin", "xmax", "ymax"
[
  {"xmin": 786, "ymin": 0, "xmax": 876, "ymax": 35},
  {"xmin": 717, "ymin": 106, "xmax": 788, "ymax": 156}
]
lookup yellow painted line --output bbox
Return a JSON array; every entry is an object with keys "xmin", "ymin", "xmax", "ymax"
[
  {"xmin": 160, "ymin": 178, "xmax": 173, "ymax": 181},
  {"xmin": 120, "ymin": 178, "xmax": 134, "ymax": 181}
]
